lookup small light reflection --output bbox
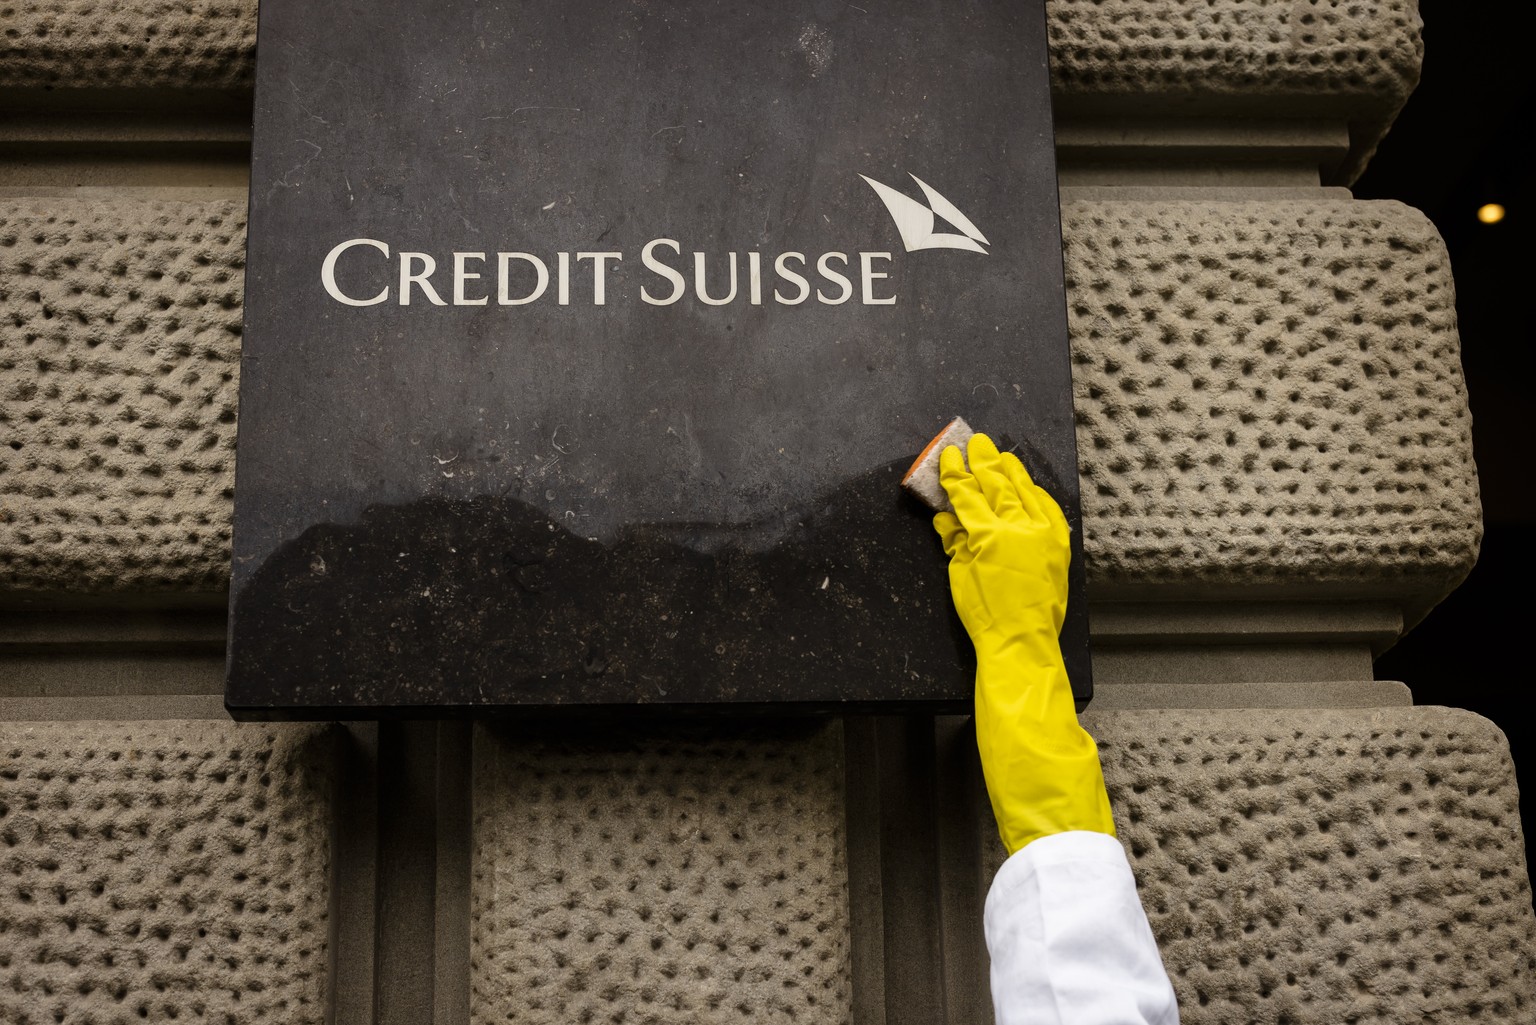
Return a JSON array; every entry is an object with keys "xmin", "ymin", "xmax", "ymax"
[{"xmin": 1477, "ymin": 203, "xmax": 1507, "ymax": 225}]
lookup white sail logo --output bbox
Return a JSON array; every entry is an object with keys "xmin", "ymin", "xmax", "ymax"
[{"xmin": 859, "ymin": 173, "xmax": 990, "ymax": 255}]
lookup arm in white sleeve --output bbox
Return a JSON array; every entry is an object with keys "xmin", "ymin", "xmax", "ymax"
[{"xmin": 984, "ymin": 830, "xmax": 1179, "ymax": 1025}]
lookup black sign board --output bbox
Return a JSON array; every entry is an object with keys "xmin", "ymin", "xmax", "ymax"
[{"xmin": 230, "ymin": 0, "xmax": 1090, "ymax": 715}]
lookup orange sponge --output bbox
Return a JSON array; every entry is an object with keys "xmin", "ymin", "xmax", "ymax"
[{"xmin": 901, "ymin": 417, "xmax": 973, "ymax": 513}]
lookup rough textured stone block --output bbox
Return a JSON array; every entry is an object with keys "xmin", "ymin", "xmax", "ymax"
[
  {"xmin": 0, "ymin": 0, "xmax": 257, "ymax": 91},
  {"xmin": 0, "ymin": 720, "xmax": 335, "ymax": 1024},
  {"xmin": 1046, "ymin": 0, "xmax": 1423, "ymax": 181},
  {"xmin": 470, "ymin": 722, "xmax": 851, "ymax": 1025},
  {"xmin": 0, "ymin": 197, "xmax": 243, "ymax": 592},
  {"xmin": 0, "ymin": 198, "xmax": 1477, "ymax": 618},
  {"xmin": 984, "ymin": 707, "xmax": 1535, "ymax": 1023},
  {"xmin": 1066, "ymin": 199, "xmax": 1476, "ymax": 616},
  {"xmin": 1048, "ymin": 0, "xmax": 1421, "ymax": 109}
]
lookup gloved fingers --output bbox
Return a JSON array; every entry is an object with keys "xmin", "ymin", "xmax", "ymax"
[
  {"xmin": 932, "ymin": 511, "xmax": 967, "ymax": 558},
  {"xmin": 999, "ymin": 449, "xmax": 1072, "ymax": 540},
  {"xmin": 938, "ymin": 444, "xmax": 993, "ymax": 528},
  {"xmin": 999, "ymin": 449, "xmax": 1049, "ymax": 524},
  {"xmin": 966, "ymin": 433, "xmax": 1025, "ymax": 519},
  {"xmin": 1039, "ymin": 489, "xmax": 1072, "ymax": 546}
]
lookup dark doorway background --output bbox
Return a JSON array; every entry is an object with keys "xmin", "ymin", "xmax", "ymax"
[{"xmin": 1354, "ymin": 8, "xmax": 1534, "ymax": 827}]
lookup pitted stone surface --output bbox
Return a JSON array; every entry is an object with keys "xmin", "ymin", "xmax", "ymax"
[
  {"xmin": 1047, "ymin": 0, "xmax": 1422, "ymax": 109},
  {"xmin": 0, "ymin": 197, "xmax": 243, "ymax": 592},
  {"xmin": 1046, "ymin": 0, "xmax": 1424, "ymax": 181},
  {"xmin": 0, "ymin": 720, "xmax": 334, "ymax": 1024},
  {"xmin": 471, "ymin": 723, "xmax": 850, "ymax": 1025},
  {"xmin": 0, "ymin": 0, "xmax": 256, "ymax": 91},
  {"xmin": 1, "ymin": 198, "xmax": 1477, "ymax": 609},
  {"xmin": 1065, "ymin": 200, "xmax": 1477, "ymax": 603},
  {"xmin": 984, "ymin": 707, "xmax": 1535, "ymax": 1023},
  {"xmin": 0, "ymin": 1, "xmax": 1420, "ymax": 117}
]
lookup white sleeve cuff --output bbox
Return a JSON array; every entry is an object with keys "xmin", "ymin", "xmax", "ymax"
[{"xmin": 984, "ymin": 831, "xmax": 1180, "ymax": 1025}]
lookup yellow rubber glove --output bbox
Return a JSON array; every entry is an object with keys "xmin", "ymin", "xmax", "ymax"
[{"xmin": 933, "ymin": 432, "xmax": 1115, "ymax": 855}]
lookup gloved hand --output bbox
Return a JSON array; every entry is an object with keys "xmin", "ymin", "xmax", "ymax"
[{"xmin": 933, "ymin": 432, "xmax": 1115, "ymax": 855}]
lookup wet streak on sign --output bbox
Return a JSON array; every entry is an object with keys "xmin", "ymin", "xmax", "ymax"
[{"xmin": 229, "ymin": 0, "xmax": 1090, "ymax": 714}]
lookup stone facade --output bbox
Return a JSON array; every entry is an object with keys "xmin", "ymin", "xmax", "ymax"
[
  {"xmin": 0, "ymin": 721, "xmax": 335, "ymax": 1023},
  {"xmin": 0, "ymin": 198, "xmax": 242, "ymax": 592},
  {"xmin": 1087, "ymin": 708, "xmax": 1534, "ymax": 1023},
  {"xmin": 471, "ymin": 724, "xmax": 851, "ymax": 1025},
  {"xmin": 1, "ymin": 197, "xmax": 1478, "ymax": 624},
  {"xmin": 4, "ymin": 2, "xmax": 1532, "ymax": 1024}
]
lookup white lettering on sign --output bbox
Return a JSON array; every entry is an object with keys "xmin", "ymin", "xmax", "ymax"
[
  {"xmin": 497, "ymin": 253, "xmax": 548, "ymax": 305},
  {"xmin": 323, "ymin": 239, "xmax": 899, "ymax": 308},
  {"xmin": 318, "ymin": 173, "xmax": 985, "ymax": 308},
  {"xmin": 453, "ymin": 252, "xmax": 488, "ymax": 306},
  {"xmin": 321, "ymin": 237, "xmax": 391, "ymax": 306},
  {"xmin": 580, "ymin": 252, "xmax": 623, "ymax": 306},
  {"xmin": 640, "ymin": 238, "xmax": 686, "ymax": 305},
  {"xmin": 816, "ymin": 252, "xmax": 852, "ymax": 305},
  {"xmin": 774, "ymin": 252, "xmax": 810, "ymax": 305}
]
